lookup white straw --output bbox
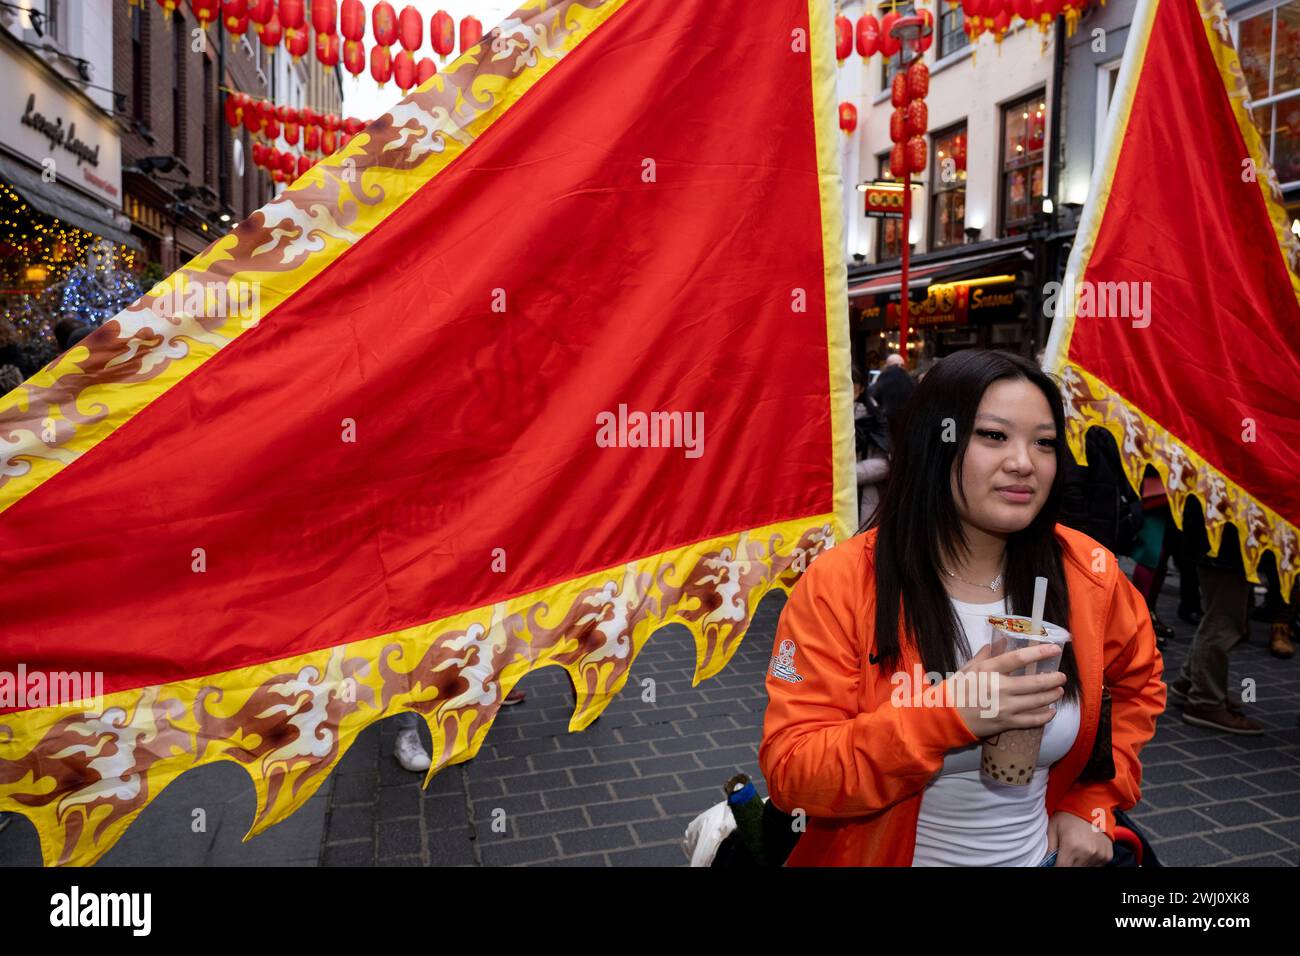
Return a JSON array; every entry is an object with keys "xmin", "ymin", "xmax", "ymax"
[{"xmin": 1031, "ymin": 576, "xmax": 1048, "ymax": 634}]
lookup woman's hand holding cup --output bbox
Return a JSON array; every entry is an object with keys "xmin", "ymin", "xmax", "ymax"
[{"xmin": 948, "ymin": 643, "xmax": 1065, "ymax": 738}]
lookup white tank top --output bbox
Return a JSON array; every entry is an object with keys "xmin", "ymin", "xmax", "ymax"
[{"xmin": 910, "ymin": 596, "xmax": 1081, "ymax": 867}]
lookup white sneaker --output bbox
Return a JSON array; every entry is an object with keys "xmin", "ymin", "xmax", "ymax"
[{"xmin": 394, "ymin": 728, "xmax": 431, "ymax": 772}]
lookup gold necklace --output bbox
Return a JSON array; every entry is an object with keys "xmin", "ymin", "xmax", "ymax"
[{"xmin": 943, "ymin": 567, "xmax": 1004, "ymax": 592}]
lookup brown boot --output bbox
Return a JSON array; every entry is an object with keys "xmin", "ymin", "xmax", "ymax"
[
  {"xmin": 1269, "ymin": 623, "xmax": 1295, "ymax": 659},
  {"xmin": 1182, "ymin": 704, "xmax": 1264, "ymax": 735}
]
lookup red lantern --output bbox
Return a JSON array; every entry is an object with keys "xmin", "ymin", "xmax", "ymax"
[
  {"xmin": 248, "ymin": 0, "xmax": 273, "ymax": 28},
  {"xmin": 878, "ymin": 11, "xmax": 901, "ymax": 57},
  {"xmin": 267, "ymin": 147, "xmax": 281, "ymax": 170},
  {"xmin": 300, "ymin": 106, "xmax": 317, "ymax": 127},
  {"xmin": 393, "ymin": 49, "xmax": 416, "ymax": 91},
  {"xmin": 416, "ymin": 57, "xmax": 437, "ymax": 84},
  {"xmin": 906, "ymin": 60, "xmax": 929, "ymax": 100},
  {"xmin": 258, "ymin": 12, "xmax": 282, "ymax": 48},
  {"xmin": 890, "ymin": 108, "xmax": 907, "ymax": 144},
  {"xmin": 344, "ymin": 117, "xmax": 366, "ymax": 135},
  {"xmin": 264, "ymin": 116, "xmax": 281, "ymax": 141},
  {"xmin": 286, "ymin": 27, "xmax": 309, "ymax": 59},
  {"xmin": 304, "ymin": 124, "xmax": 320, "ymax": 152},
  {"xmin": 243, "ymin": 100, "xmax": 262, "ymax": 134},
  {"xmin": 298, "ymin": 154, "xmax": 312, "ymax": 178},
  {"xmin": 838, "ymin": 102, "xmax": 857, "ymax": 134},
  {"xmin": 906, "ymin": 99, "xmax": 928, "ymax": 137},
  {"xmin": 340, "ymin": 0, "xmax": 365, "ymax": 41},
  {"xmin": 224, "ymin": 14, "xmax": 249, "ymax": 37},
  {"xmin": 311, "ymin": 0, "xmax": 336, "ymax": 36},
  {"xmin": 322, "ymin": 129, "xmax": 337, "ymax": 153},
  {"xmin": 323, "ymin": 114, "xmax": 340, "ymax": 132},
  {"xmin": 257, "ymin": 99, "xmax": 275, "ymax": 124},
  {"xmin": 369, "ymin": 44, "xmax": 391, "ymax": 85},
  {"xmin": 1028, "ymin": 108, "xmax": 1046, "ymax": 150},
  {"xmin": 283, "ymin": 121, "xmax": 300, "ymax": 146},
  {"xmin": 993, "ymin": 5, "xmax": 1012, "ymax": 41},
  {"xmin": 280, "ymin": 150, "xmax": 296, "ymax": 176},
  {"xmin": 398, "ymin": 5, "xmax": 422, "ymax": 52},
  {"xmin": 906, "ymin": 135, "xmax": 927, "ymax": 174},
  {"xmin": 918, "ymin": 9, "xmax": 935, "ymax": 53},
  {"xmin": 221, "ymin": 0, "xmax": 246, "ymax": 19},
  {"xmin": 856, "ymin": 15, "xmax": 879, "ymax": 59},
  {"xmin": 459, "ymin": 15, "xmax": 482, "ymax": 53},
  {"xmin": 891, "ymin": 72, "xmax": 910, "ymax": 109},
  {"xmin": 834, "ymin": 14, "xmax": 853, "ymax": 62},
  {"xmin": 223, "ymin": 92, "xmax": 243, "ymax": 128},
  {"xmin": 889, "ymin": 142, "xmax": 907, "ymax": 179},
  {"xmin": 316, "ymin": 30, "xmax": 339, "ymax": 69},
  {"xmin": 189, "ymin": 1, "xmax": 219, "ymax": 28},
  {"xmin": 278, "ymin": 0, "xmax": 305, "ymax": 39},
  {"xmin": 430, "ymin": 9, "xmax": 455, "ymax": 56},
  {"xmin": 343, "ymin": 39, "xmax": 365, "ymax": 75},
  {"xmin": 274, "ymin": 169, "xmax": 285, "ymax": 183},
  {"xmin": 1013, "ymin": 0, "xmax": 1034, "ymax": 18},
  {"xmin": 372, "ymin": 1, "xmax": 397, "ymax": 46},
  {"xmin": 952, "ymin": 134, "xmax": 967, "ymax": 171}
]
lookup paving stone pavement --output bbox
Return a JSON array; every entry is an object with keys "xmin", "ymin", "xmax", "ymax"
[
  {"xmin": 320, "ymin": 575, "xmax": 1299, "ymax": 867},
  {"xmin": 2, "ymin": 570, "xmax": 1295, "ymax": 867}
]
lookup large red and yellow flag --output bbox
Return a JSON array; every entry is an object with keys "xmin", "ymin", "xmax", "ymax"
[
  {"xmin": 0, "ymin": 0, "xmax": 855, "ymax": 865},
  {"xmin": 1045, "ymin": 0, "xmax": 1300, "ymax": 599}
]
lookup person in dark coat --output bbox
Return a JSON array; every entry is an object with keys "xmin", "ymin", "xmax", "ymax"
[{"xmin": 868, "ymin": 353, "xmax": 915, "ymax": 450}]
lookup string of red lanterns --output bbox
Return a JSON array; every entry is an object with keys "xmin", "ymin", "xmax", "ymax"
[
  {"xmin": 836, "ymin": 0, "xmax": 1099, "ymax": 65},
  {"xmin": 222, "ymin": 88, "xmax": 370, "ymax": 183},
  {"xmin": 167, "ymin": 1, "xmax": 486, "ymax": 87}
]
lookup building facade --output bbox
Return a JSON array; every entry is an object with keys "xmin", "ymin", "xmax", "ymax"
[
  {"xmin": 0, "ymin": 0, "xmax": 138, "ymax": 353},
  {"xmin": 837, "ymin": 0, "xmax": 1298, "ymax": 375},
  {"xmin": 113, "ymin": 0, "xmax": 276, "ymax": 271},
  {"xmin": 837, "ymin": 0, "xmax": 1064, "ymax": 372}
]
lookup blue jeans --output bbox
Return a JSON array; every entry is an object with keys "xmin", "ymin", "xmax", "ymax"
[{"xmin": 1037, "ymin": 849, "xmax": 1058, "ymax": 867}]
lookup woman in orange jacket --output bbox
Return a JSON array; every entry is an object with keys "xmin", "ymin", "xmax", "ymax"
[{"xmin": 759, "ymin": 350, "xmax": 1166, "ymax": 866}]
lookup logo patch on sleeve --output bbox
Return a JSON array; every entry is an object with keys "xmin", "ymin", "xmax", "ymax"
[{"xmin": 769, "ymin": 639, "xmax": 804, "ymax": 683}]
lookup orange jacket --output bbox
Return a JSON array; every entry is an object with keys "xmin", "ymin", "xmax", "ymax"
[{"xmin": 759, "ymin": 525, "xmax": 1166, "ymax": 866}]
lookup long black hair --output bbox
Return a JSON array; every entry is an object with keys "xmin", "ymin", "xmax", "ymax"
[{"xmin": 867, "ymin": 349, "xmax": 1080, "ymax": 703}]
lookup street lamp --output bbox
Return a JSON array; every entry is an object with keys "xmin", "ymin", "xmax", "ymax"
[{"xmin": 889, "ymin": 13, "xmax": 932, "ymax": 368}]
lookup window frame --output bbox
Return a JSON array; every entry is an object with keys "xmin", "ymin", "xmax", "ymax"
[
  {"xmin": 937, "ymin": 0, "xmax": 968, "ymax": 59},
  {"xmin": 1094, "ymin": 59, "xmax": 1121, "ymax": 167},
  {"xmin": 1231, "ymin": 0, "xmax": 1300, "ymax": 189},
  {"xmin": 998, "ymin": 89, "xmax": 1048, "ymax": 237},
  {"xmin": 929, "ymin": 122, "xmax": 968, "ymax": 251},
  {"xmin": 875, "ymin": 151, "xmax": 905, "ymax": 263}
]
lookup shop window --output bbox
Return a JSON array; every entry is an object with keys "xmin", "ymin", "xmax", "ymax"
[
  {"xmin": 876, "ymin": 152, "xmax": 905, "ymax": 261},
  {"xmin": 930, "ymin": 124, "xmax": 967, "ymax": 249},
  {"xmin": 1000, "ymin": 91, "xmax": 1046, "ymax": 236},
  {"xmin": 1235, "ymin": 0, "xmax": 1300, "ymax": 188}
]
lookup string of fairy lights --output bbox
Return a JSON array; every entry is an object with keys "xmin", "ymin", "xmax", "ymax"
[{"xmin": 0, "ymin": 181, "xmax": 142, "ymax": 347}]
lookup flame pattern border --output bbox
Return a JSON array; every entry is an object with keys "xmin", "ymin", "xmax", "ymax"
[{"xmin": 1, "ymin": 515, "xmax": 838, "ymax": 866}]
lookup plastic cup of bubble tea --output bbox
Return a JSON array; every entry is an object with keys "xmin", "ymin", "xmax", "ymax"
[{"xmin": 980, "ymin": 615, "xmax": 1071, "ymax": 787}]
